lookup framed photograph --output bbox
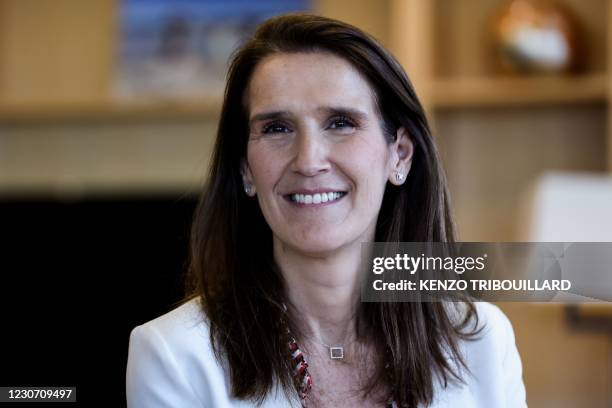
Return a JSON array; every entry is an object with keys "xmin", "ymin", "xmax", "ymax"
[{"xmin": 115, "ymin": 0, "xmax": 310, "ymax": 100}]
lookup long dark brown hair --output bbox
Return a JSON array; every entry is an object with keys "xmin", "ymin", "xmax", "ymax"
[{"xmin": 186, "ymin": 14, "xmax": 479, "ymax": 407}]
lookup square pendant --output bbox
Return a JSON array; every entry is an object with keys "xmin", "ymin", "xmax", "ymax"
[{"xmin": 329, "ymin": 347, "xmax": 344, "ymax": 359}]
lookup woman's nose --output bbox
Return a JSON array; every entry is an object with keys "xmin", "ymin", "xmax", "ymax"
[{"xmin": 290, "ymin": 131, "xmax": 331, "ymax": 177}]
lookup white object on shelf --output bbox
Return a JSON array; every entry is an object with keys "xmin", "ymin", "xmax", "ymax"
[
  {"xmin": 526, "ymin": 172, "xmax": 612, "ymax": 242},
  {"xmin": 522, "ymin": 172, "xmax": 612, "ymax": 302}
]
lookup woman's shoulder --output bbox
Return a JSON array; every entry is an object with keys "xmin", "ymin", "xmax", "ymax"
[
  {"xmin": 445, "ymin": 301, "xmax": 519, "ymax": 365},
  {"xmin": 126, "ymin": 297, "xmax": 233, "ymax": 407},
  {"xmin": 128, "ymin": 296, "xmax": 221, "ymax": 371},
  {"xmin": 130, "ymin": 297, "xmax": 217, "ymax": 363},
  {"xmin": 135, "ymin": 297, "xmax": 210, "ymax": 341},
  {"xmin": 470, "ymin": 301, "xmax": 520, "ymax": 363},
  {"xmin": 127, "ymin": 298, "xmax": 297, "ymax": 408},
  {"xmin": 433, "ymin": 301, "xmax": 527, "ymax": 407}
]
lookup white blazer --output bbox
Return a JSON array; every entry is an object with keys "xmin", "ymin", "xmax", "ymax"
[{"xmin": 127, "ymin": 298, "xmax": 527, "ymax": 407}]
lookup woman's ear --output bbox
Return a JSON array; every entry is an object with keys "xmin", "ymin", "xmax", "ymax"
[
  {"xmin": 389, "ymin": 127, "xmax": 414, "ymax": 185},
  {"xmin": 240, "ymin": 159, "xmax": 256, "ymax": 196}
]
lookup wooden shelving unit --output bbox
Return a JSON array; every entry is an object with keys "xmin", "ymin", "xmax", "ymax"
[
  {"xmin": 389, "ymin": 0, "xmax": 611, "ymax": 242},
  {"xmin": 390, "ymin": 0, "xmax": 611, "ymax": 167},
  {"xmin": 430, "ymin": 73, "xmax": 608, "ymax": 108},
  {"xmin": 0, "ymin": 98, "xmax": 221, "ymax": 123},
  {"xmin": 389, "ymin": 3, "xmax": 612, "ymax": 406}
]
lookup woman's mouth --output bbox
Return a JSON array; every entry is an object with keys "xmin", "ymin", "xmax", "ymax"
[{"xmin": 286, "ymin": 191, "xmax": 347, "ymax": 205}]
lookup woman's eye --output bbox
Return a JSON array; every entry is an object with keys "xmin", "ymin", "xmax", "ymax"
[
  {"xmin": 328, "ymin": 116, "xmax": 356, "ymax": 130},
  {"xmin": 262, "ymin": 122, "xmax": 292, "ymax": 134}
]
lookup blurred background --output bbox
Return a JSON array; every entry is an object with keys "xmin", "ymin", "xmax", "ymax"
[{"xmin": 0, "ymin": 0, "xmax": 611, "ymax": 406}]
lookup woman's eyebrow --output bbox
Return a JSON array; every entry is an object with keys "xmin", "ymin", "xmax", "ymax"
[
  {"xmin": 249, "ymin": 106, "xmax": 369, "ymax": 125},
  {"xmin": 318, "ymin": 106, "xmax": 368, "ymax": 121},
  {"xmin": 249, "ymin": 110, "xmax": 290, "ymax": 124}
]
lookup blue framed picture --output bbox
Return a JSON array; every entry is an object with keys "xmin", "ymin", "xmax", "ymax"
[{"xmin": 115, "ymin": 0, "xmax": 310, "ymax": 99}]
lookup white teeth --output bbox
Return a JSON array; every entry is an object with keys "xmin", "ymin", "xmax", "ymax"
[{"xmin": 290, "ymin": 192, "xmax": 345, "ymax": 204}]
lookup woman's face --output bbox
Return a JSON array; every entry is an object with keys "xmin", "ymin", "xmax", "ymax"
[{"xmin": 243, "ymin": 51, "xmax": 412, "ymax": 255}]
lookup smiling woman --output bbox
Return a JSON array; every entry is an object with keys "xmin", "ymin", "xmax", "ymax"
[
  {"xmin": 126, "ymin": 14, "xmax": 527, "ymax": 408},
  {"xmin": 243, "ymin": 51, "xmax": 411, "ymax": 256}
]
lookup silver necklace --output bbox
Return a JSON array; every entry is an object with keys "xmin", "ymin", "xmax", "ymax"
[
  {"xmin": 308, "ymin": 335, "xmax": 356, "ymax": 360},
  {"xmin": 281, "ymin": 303, "xmax": 356, "ymax": 360}
]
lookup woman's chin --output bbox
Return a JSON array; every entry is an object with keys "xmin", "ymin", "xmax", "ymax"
[
  {"xmin": 272, "ymin": 224, "xmax": 374, "ymax": 257},
  {"xmin": 274, "ymin": 234, "xmax": 345, "ymax": 257},
  {"xmin": 287, "ymin": 234, "xmax": 359, "ymax": 257}
]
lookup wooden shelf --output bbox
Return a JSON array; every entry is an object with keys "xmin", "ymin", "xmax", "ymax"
[
  {"xmin": 2, "ymin": 74, "xmax": 606, "ymax": 123},
  {"xmin": 0, "ymin": 98, "xmax": 222, "ymax": 124},
  {"xmin": 430, "ymin": 74, "xmax": 608, "ymax": 109}
]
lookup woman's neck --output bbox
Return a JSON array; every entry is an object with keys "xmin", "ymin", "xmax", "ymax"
[{"xmin": 273, "ymin": 238, "xmax": 364, "ymax": 345}]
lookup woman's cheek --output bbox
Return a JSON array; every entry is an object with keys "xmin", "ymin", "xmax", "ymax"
[{"xmin": 248, "ymin": 147, "xmax": 281, "ymax": 188}]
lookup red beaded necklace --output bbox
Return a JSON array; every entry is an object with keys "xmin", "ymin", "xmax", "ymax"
[{"xmin": 285, "ymin": 326, "xmax": 398, "ymax": 407}]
